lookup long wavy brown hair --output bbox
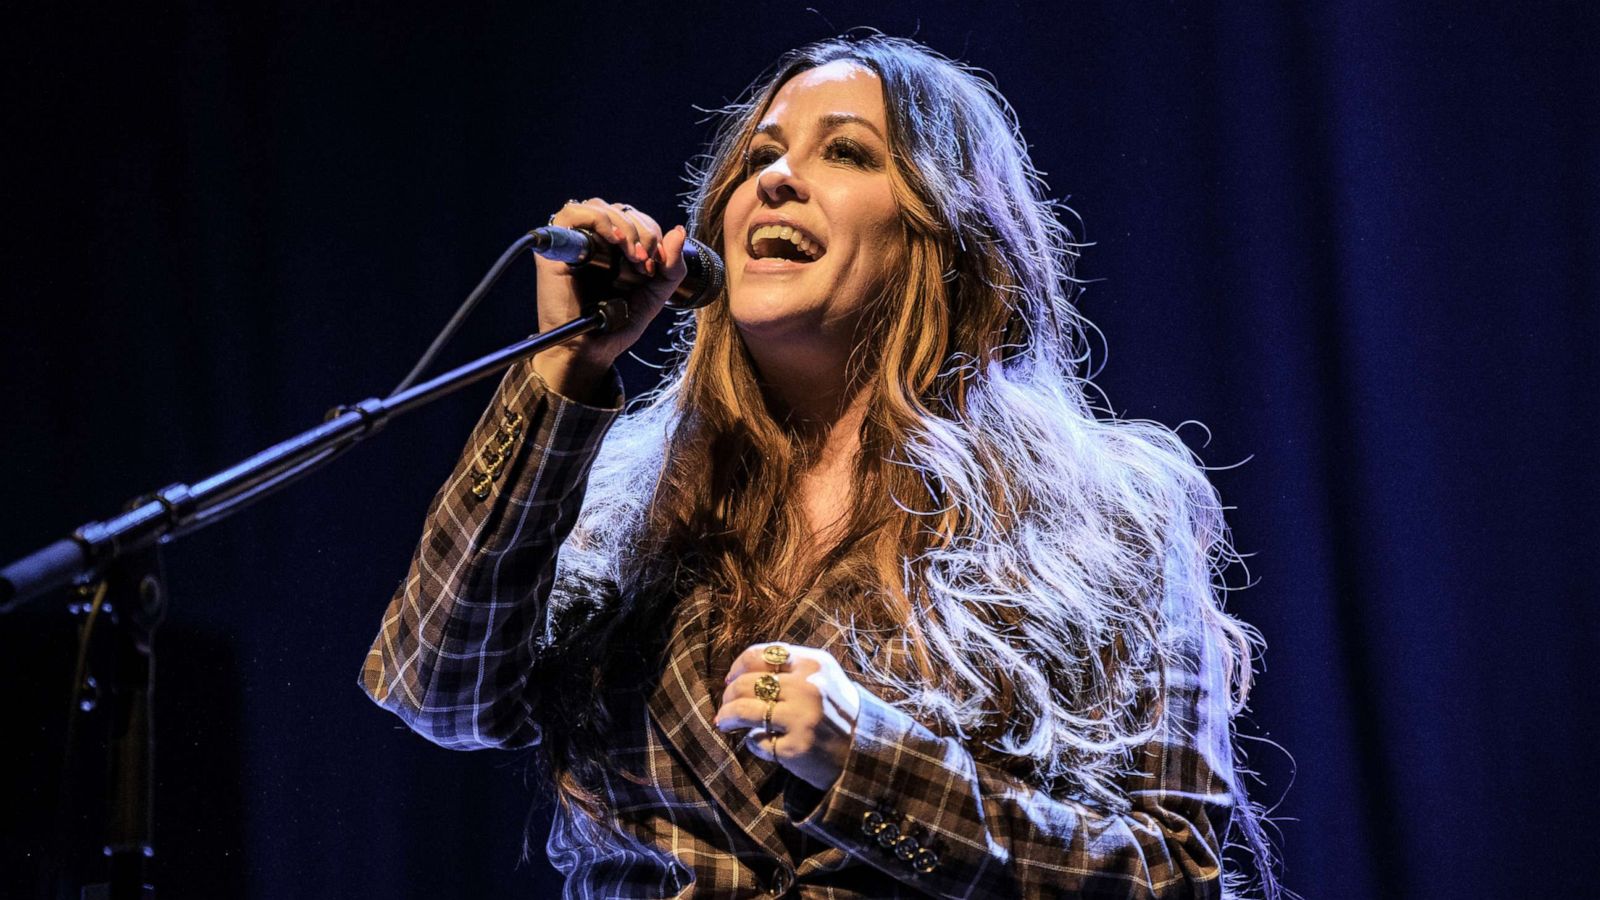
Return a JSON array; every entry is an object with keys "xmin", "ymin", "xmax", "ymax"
[{"xmin": 530, "ymin": 34, "xmax": 1278, "ymax": 896}]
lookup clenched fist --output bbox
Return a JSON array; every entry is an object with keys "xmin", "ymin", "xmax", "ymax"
[{"xmin": 714, "ymin": 643, "xmax": 863, "ymax": 790}]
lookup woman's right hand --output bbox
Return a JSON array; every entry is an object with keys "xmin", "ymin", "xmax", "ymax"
[{"xmin": 532, "ymin": 198, "xmax": 688, "ymax": 402}]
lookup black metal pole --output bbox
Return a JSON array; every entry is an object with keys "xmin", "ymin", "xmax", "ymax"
[
  {"xmin": 0, "ymin": 300, "xmax": 622, "ymax": 614},
  {"xmin": 1, "ymin": 267, "xmax": 629, "ymax": 896}
]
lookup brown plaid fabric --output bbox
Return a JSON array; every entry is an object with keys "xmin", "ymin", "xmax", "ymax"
[{"xmin": 362, "ymin": 360, "xmax": 1237, "ymax": 898}]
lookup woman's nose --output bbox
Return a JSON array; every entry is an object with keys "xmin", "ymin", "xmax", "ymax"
[{"xmin": 756, "ymin": 157, "xmax": 808, "ymax": 204}]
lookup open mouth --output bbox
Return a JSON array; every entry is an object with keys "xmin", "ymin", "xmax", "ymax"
[{"xmin": 748, "ymin": 224, "xmax": 824, "ymax": 262}]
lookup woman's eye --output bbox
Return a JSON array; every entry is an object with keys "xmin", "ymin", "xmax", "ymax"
[
  {"xmin": 744, "ymin": 146, "xmax": 782, "ymax": 172},
  {"xmin": 826, "ymin": 139, "xmax": 876, "ymax": 167}
]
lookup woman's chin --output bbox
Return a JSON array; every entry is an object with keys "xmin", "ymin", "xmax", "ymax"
[{"xmin": 728, "ymin": 296, "xmax": 824, "ymax": 342}]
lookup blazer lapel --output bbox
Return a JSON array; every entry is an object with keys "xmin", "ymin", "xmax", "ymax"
[{"xmin": 646, "ymin": 591, "xmax": 786, "ymax": 860}]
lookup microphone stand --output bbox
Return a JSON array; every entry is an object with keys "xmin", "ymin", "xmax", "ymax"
[{"xmin": 0, "ymin": 243, "xmax": 633, "ymax": 897}]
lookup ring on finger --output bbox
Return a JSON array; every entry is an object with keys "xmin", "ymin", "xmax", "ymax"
[
  {"xmin": 754, "ymin": 673, "xmax": 781, "ymax": 703},
  {"xmin": 763, "ymin": 699, "xmax": 774, "ymax": 734},
  {"xmin": 762, "ymin": 644, "xmax": 791, "ymax": 672}
]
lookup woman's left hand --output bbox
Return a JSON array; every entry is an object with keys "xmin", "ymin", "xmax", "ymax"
[{"xmin": 715, "ymin": 643, "xmax": 863, "ymax": 790}]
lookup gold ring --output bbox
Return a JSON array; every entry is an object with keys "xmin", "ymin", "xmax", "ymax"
[
  {"xmin": 763, "ymin": 700, "xmax": 774, "ymax": 733},
  {"xmin": 754, "ymin": 673, "xmax": 781, "ymax": 702},
  {"xmin": 762, "ymin": 644, "xmax": 792, "ymax": 671}
]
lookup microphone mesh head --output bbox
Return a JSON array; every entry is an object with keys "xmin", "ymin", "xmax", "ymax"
[{"xmin": 668, "ymin": 238, "xmax": 725, "ymax": 310}]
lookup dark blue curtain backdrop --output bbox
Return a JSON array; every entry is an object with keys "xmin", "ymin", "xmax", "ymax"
[{"xmin": 2, "ymin": 3, "xmax": 1594, "ymax": 898}]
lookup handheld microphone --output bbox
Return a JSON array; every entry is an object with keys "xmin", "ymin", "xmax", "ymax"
[{"xmin": 529, "ymin": 225, "xmax": 724, "ymax": 311}]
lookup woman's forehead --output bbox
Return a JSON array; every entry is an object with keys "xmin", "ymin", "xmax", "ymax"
[{"xmin": 762, "ymin": 60, "xmax": 886, "ymax": 132}]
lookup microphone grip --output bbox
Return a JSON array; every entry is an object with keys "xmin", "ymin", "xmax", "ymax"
[{"xmin": 529, "ymin": 226, "xmax": 724, "ymax": 311}]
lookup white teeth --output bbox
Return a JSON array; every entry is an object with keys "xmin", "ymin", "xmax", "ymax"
[{"xmin": 749, "ymin": 223, "xmax": 821, "ymax": 260}]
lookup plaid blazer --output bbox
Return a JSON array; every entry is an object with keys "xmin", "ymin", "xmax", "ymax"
[{"xmin": 362, "ymin": 359, "xmax": 1238, "ymax": 899}]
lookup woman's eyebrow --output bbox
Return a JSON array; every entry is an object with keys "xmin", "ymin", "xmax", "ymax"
[{"xmin": 753, "ymin": 113, "xmax": 886, "ymax": 143}]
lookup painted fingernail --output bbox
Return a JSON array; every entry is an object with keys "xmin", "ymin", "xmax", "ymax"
[{"xmin": 612, "ymin": 227, "xmax": 625, "ymax": 242}]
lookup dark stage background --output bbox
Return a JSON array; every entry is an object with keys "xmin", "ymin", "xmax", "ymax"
[{"xmin": 2, "ymin": 3, "xmax": 1594, "ymax": 898}]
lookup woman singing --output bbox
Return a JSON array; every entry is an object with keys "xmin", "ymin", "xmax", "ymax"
[{"xmin": 362, "ymin": 34, "xmax": 1279, "ymax": 899}]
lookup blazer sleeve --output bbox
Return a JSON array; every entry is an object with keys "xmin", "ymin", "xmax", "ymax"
[
  {"xmin": 358, "ymin": 358, "xmax": 624, "ymax": 750},
  {"xmin": 786, "ymin": 602, "xmax": 1238, "ymax": 899}
]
